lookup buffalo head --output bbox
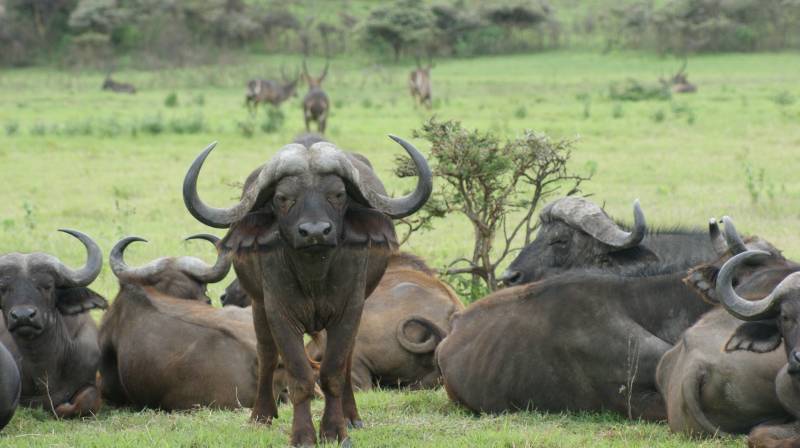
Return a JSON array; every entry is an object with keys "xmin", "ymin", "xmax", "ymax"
[
  {"xmin": 182, "ymin": 136, "xmax": 432, "ymax": 252},
  {"xmin": 500, "ymin": 197, "xmax": 646, "ymax": 286},
  {"xmin": 109, "ymin": 234, "xmax": 230, "ymax": 303},
  {"xmin": 716, "ymin": 249, "xmax": 800, "ymax": 366},
  {"xmin": 220, "ymin": 279, "xmax": 250, "ymax": 307},
  {"xmin": 0, "ymin": 230, "xmax": 105, "ymax": 339}
]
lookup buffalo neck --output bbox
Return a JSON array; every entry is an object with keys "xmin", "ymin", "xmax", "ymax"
[{"xmin": 614, "ymin": 270, "xmax": 712, "ymax": 344}]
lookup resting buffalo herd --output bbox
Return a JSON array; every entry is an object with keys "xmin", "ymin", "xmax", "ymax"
[{"xmin": 1, "ymin": 133, "xmax": 799, "ymax": 447}]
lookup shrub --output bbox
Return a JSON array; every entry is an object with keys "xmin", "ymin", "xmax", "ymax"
[
  {"xmin": 260, "ymin": 106, "xmax": 284, "ymax": 134},
  {"xmin": 164, "ymin": 92, "xmax": 179, "ymax": 107},
  {"xmin": 394, "ymin": 118, "xmax": 591, "ymax": 298},
  {"xmin": 140, "ymin": 114, "xmax": 165, "ymax": 135},
  {"xmin": 4, "ymin": 122, "xmax": 19, "ymax": 136}
]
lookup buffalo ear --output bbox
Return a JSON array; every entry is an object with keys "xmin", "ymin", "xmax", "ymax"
[
  {"xmin": 56, "ymin": 287, "xmax": 108, "ymax": 315},
  {"xmin": 684, "ymin": 265, "xmax": 719, "ymax": 304},
  {"xmin": 725, "ymin": 321, "xmax": 782, "ymax": 353}
]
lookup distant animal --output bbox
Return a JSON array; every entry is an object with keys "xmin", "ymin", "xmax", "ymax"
[
  {"xmin": 0, "ymin": 229, "xmax": 106, "ymax": 419},
  {"xmin": 246, "ymin": 67, "xmax": 299, "ymax": 112},
  {"xmin": 98, "ymin": 235, "xmax": 292, "ymax": 410},
  {"xmin": 409, "ymin": 59, "xmax": 432, "ymax": 108},
  {"xmin": 660, "ymin": 60, "xmax": 696, "ymax": 94},
  {"xmin": 301, "ymin": 59, "xmax": 330, "ymax": 133},
  {"xmin": 656, "ymin": 233, "xmax": 796, "ymax": 437},
  {"xmin": 437, "ymin": 219, "xmax": 762, "ymax": 419},
  {"xmin": 305, "ymin": 252, "xmax": 463, "ymax": 390},
  {"xmin": 0, "ymin": 341, "xmax": 20, "ymax": 431},
  {"xmin": 183, "ymin": 135, "xmax": 431, "ymax": 446},
  {"xmin": 102, "ymin": 74, "xmax": 136, "ymax": 94},
  {"xmin": 500, "ymin": 197, "xmax": 725, "ymax": 287}
]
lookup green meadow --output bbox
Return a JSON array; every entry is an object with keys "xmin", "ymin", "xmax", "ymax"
[{"xmin": 1, "ymin": 50, "xmax": 798, "ymax": 446}]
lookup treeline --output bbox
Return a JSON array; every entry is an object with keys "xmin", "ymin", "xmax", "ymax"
[{"xmin": 0, "ymin": 0, "xmax": 798, "ymax": 68}]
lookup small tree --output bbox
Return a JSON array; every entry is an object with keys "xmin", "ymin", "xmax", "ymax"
[
  {"xmin": 395, "ymin": 118, "xmax": 592, "ymax": 297},
  {"xmin": 362, "ymin": 0, "xmax": 434, "ymax": 61}
]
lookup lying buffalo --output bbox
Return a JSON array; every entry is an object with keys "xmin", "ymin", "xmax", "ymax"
[
  {"xmin": 183, "ymin": 136, "xmax": 431, "ymax": 446},
  {"xmin": 501, "ymin": 197, "xmax": 723, "ymax": 286},
  {"xmin": 109, "ymin": 234, "xmax": 229, "ymax": 303},
  {"xmin": 711, "ymin": 250, "xmax": 800, "ymax": 447},
  {"xmin": 0, "ymin": 230, "xmax": 105, "ymax": 418},
  {"xmin": 306, "ymin": 253, "xmax": 463, "ymax": 390},
  {"xmin": 437, "ymin": 219, "xmax": 759, "ymax": 418},
  {"xmin": 98, "ymin": 235, "xmax": 281, "ymax": 410},
  {"xmin": 0, "ymin": 341, "xmax": 20, "ymax": 431}
]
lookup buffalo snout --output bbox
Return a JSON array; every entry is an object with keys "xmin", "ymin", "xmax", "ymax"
[
  {"xmin": 8, "ymin": 305, "xmax": 42, "ymax": 333},
  {"xmin": 500, "ymin": 270, "xmax": 523, "ymax": 287},
  {"xmin": 789, "ymin": 350, "xmax": 800, "ymax": 375},
  {"xmin": 297, "ymin": 221, "xmax": 335, "ymax": 247}
]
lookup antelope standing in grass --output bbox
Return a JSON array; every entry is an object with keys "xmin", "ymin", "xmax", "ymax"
[
  {"xmin": 245, "ymin": 67, "xmax": 299, "ymax": 113},
  {"xmin": 301, "ymin": 59, "xmax": 330, "ymax": 133},
  {"xmin": 409, "ymin": 59, "xmax": 433, "ymax": 108}
]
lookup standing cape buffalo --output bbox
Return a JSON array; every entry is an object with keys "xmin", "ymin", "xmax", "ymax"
[
  {"xmin": 0, "ymin": 230, "xmax": 106, "ymax": 418},
  {"xmin": 306, "ymin": 252, "xmax": 463, "ymax": 390},
  {"xmin": 0, "ymin": 341, "xmax": 20, "ymax": 431},
  {"xmin": 182, "ymin": 136, "xmax": 431, "ymax": 446},
  {"xmin": 500, "ymin": 197, "xmax": 723, "ymax": 286}
]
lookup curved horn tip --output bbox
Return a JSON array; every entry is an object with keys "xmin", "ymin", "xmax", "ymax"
[{"xmin": 185, "ymin": 233, "xmax": 221, "ymax": 244}]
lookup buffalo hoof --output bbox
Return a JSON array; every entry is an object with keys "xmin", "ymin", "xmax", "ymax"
[
  {"xmin": 348, "ymin": 419, "xmax": 364, "ymax": 429},
  {"xmin": 341, "ymin": 437, "xmax": 353, "ymax": 448},
  {"xmin": 249, "ymin": 412, "xmax": 275, "ymax": 425}
]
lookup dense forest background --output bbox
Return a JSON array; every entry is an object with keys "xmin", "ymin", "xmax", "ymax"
[{"xmin": 1, "ymin": 0, "xmax": 799, "ymax": 68}]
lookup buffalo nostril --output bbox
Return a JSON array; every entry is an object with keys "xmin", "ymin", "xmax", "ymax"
[
  {"xmin": 299, "ymin": 228, "xmax": 309, "ymax": 237},
  {"xmin": 322, "ymin": 224, "xmax": 332, "ymax": 235}
]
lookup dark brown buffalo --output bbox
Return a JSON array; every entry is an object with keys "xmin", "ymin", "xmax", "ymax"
[
  {"xmin": 98, "ymin": 235, "xmax": 283, "ymax": 410},
  {"xmin": 109, "ymin": 234, "xmax": 229, "ymax": 303},
  {"xmin": 501, "ymin": 197, "xmax": 726, "ymax": 286},
  {"xmin": 306, "ymin": 253, "xmax": 463, "ymax": 390},
  {"xmin": 0, "ymin": 341, "xmax": 20, "ymax": 431},
  {"xmin": 711, "ymin": 250, "xmax": 800, "ymax": 447},
  {"xmin": 0, "ymin": 230, "xmax": 105, "ymax": 418},
  {"xmin": 435, "ymin": 218, "xmax": 764, "ymax": 419},
  {"xmin": 183, "ymin": 136, "xmax": 431, "ymax": 446},
  {"xmin": 301, "ymin": 59, "xmax": 330, "ymax": 133}
]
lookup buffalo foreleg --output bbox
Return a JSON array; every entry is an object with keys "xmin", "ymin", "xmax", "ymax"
[
  {"xmin": 319, "ymin": 310, "xmax": 363, "ymax": 444},
  {"xmin": 343, "ymin": 350, "xmax": 365, "ymax": 428},
  {"xmin": 250, "ymin": 298, "xmax": 280, "ymax": 424},
  {"xmin": 264, "ymin": 310, "xmax": 317, "ymax": 446}
]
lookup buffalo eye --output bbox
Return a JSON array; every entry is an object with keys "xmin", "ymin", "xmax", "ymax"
[
  {"xmin": 274, "ymin": 193, "xmax": 294, "ymax": 209},
  {"xmin": 549, "ymin": 239, "xmax": 567, "ymax": 248},
  {"xmin": 329, "ymin": 190, "xmax": 346, "ymax": 205}
]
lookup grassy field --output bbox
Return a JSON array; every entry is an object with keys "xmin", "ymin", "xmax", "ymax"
[{"xmin": 0, "ymin": 50, "xmax": 798, "ymax": 446}]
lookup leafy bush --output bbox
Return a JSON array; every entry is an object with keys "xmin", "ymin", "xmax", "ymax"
[
  {"xmin": 4, "ymin": 122, "xmax": 19, "ymax": 136},
  {"xmin": 140, "ymin": 114, "xmax": 165, "ymax": 135},
  {"xmin": 260, "ymin": 106, "xmax": 285, "ymax": 134},
  {"xmin": 169, "ymin": 113, "xmax": 204, "ymax": 134},
  {"xmin": 164, "ymin": 92, "xmax": 178, "ymax": 107},
  {"xmin": 395, "ymin": 118, "xmax": 591, "ymax": 296}
]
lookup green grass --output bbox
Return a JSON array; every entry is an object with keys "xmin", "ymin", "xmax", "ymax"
[
  {"xmin": 1, "ymin": 50, "xmax": 798, "ymax": 445},
  {"xmin": 2, "ymin": 390, "xmax": 740, "ymax": 447}
]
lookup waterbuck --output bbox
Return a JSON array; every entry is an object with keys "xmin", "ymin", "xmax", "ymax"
[
  {"xmin": 101, "ymin": 74, "xmax": 136, "ymax": 94},
  {"xmin": 302, "ymin": 59, "xmax": 330, "ymax": 134},
  {"xmin": 409, "ymin": 59, "xmax": 432, "ymax": 108},
  {"xmin": 246, "ymin": 67, "xmax": 299, "ymax": 113}
]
